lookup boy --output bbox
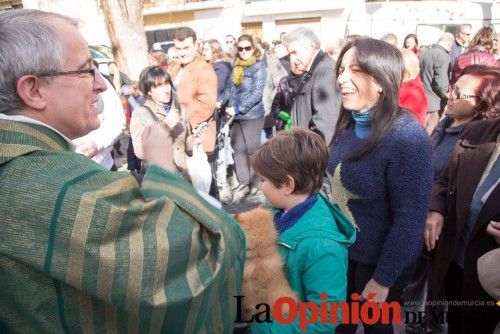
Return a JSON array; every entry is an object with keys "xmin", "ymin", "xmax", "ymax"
[{"xmin": 250, "ymin": 128, "xmax": 356, "ymax": 333}]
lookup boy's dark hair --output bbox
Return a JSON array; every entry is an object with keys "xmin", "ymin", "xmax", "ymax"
[
  {"xmin": 251, "ymin": 127, "xmax": 328, "ymax": 195},
  {"xmin": 174, "ymin": 26, "xmax": 197, "ymax": 43}
]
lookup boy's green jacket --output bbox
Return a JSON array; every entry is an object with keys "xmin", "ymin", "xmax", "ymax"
[{"xmin": 252, "ymin": 194, "xmax": 356, "ymax": 334}]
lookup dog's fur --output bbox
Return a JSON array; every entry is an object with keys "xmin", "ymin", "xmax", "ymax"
[{"xmin": 234, "ymin": 207, "xmax": 297, "ymax": 319}]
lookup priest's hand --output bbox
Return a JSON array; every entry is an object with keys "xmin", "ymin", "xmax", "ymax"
[{"xmin": 141, "ymin": 124, "xmax": 175, "ymax": 172}]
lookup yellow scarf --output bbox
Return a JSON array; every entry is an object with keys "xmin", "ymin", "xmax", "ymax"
[{"xmin": 232, "ymin": 56, "xmax": 257, "ymax": 86}]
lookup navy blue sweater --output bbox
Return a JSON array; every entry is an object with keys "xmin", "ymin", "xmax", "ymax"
[
  {"xmin": 327, "ymin": 113, "xmax": 433, "ymax": 287},
  {"xmin": 430, "ymin": 115, "xmax": 468, "ymax": 178}
]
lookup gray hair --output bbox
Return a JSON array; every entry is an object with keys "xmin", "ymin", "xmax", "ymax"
[
  {"xmin": 437, "ymin": 32, "xmax": 455, "ymax": 44},
  {"xmin": 0, "ymin": 9, "xmax": 77, "ymax": 114},
  {"xmin": 284, "ymin": 27, "xmax": 320, "ymax": 49}
]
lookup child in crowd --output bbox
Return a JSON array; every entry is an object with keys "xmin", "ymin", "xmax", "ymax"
[{"xmin": 250, "ymin": 127, "xmax": 356, "ymax": 333}]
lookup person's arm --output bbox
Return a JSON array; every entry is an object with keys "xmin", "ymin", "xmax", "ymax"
[
  {"xmin": 218, "ymin": 76, "xmax": 233, "ymax": 108},
  {"xmin": 271, "ymin": 80, "xmax": 285, "ymax": 121},
  {"xmin": 424, "ymin": 160, "xmax": 450, "ymax": 250},
  {"xmin": 371, "ymin": 128, "xmax": 434, "ymax": 291},
  {"xmin": 310, "ymin": 66, "xmax": 341, "ymax": 145},
  {"xmin": 252, "ymin": 241, "xmax": 347, "ymax": 334},
  {"xmin": 434, "ymin": 54, "xmax": 450, "ymax": 100},
  {"xmin": 185, "ymin": 66, "xmax": 217, "ymax": 127},
  {"xmin": 236, "ymin": 62, "xmax": 267, "ymax": 115},
  {"xmin": 62, "ymin": 165, "xmax": 245, "ymax": 333},
  {"xmin": 129, "ymin": 107, "xmax": 149, "ymax": 159},
  {"xmin": 214, "ymin": 63, "xmax": 228, "ymax": 99},
  {"xmin": 262, "ymin": 58, "xmax": 279, "ymax": 116}
]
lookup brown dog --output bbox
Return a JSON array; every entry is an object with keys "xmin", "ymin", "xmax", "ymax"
[{"xmin": 234, "ymin": 206, "xmax": 297, "ymax": 319}]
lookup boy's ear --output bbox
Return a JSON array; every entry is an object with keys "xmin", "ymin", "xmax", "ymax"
[{"xmin": 283, "ymin": 175, "xmax": 295, "ymax": 195}]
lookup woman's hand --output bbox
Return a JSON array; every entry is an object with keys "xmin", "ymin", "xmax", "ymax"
[
  {"xmin": 425, "ymin": 211, "xmax": 444, "ymax": 251},
  {"xmin": 486, "ymin": 221, "xmax": 500, "ymax": 244},
  {"xmin": 361, "ymin": 278, "xmax": 389, "ymax": 303}
]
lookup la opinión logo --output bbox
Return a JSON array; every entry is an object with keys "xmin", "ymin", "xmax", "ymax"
[{"xmin": 235, "ymin": 293, "xmax": 401, "ymax": 331}]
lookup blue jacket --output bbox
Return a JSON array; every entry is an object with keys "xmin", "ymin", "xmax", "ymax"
[
  {"xmin": 222, "ymin": 60, "xmax": 267, "ymax": 120},
  {"xmin": 214, "ymin": 61, "xmax": 232, "ymax": 101},
  {"xmin": 327, "ymin": 112, "xmax": 433, "ymax": 288},
  {"xmin": 252, "ymin": 194, "xmax": 356, "ymax": 333}
]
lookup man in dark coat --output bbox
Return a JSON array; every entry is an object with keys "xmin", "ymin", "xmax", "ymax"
[
  {"xmin": 425, "ymin": 118, "xmax": 500, "ymax": 334},
  {"xmin": 284, "ymin": 27, "xmax": 341, "ymax": 145},
  {"xmin": 419, "ymin": 32, "xmax": 454, "ymax": 134},
  {"xmin": 449, "ymin": 24, "xmax": 472, "ymax": 73}
]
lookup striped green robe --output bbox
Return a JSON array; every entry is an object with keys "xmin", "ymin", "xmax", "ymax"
[{"xmin": 0, "ymin": 119, "xmax": 245, "ymax": 333}]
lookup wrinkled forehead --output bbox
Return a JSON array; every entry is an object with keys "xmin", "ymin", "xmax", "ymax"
[
  {"xmin": 286, "ymin": 39, "xmax": 312, "ymax": 53},
  {"xmin": 47, "ymin": 18, "xmax": 91, "ymax": 67}
]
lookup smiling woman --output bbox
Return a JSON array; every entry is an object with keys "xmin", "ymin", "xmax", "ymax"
[
  {"xmin": 430, "ymin": 64, "xmax": 500, "ymax": 178},
  {"xmin": 328, "ymin": 38, "xmax": 433, "ymax": 334}
]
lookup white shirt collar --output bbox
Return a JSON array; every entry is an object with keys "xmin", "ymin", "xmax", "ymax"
[{"xmin": 0, "ymin": 113, "xmax": 76, "ymax": 151}]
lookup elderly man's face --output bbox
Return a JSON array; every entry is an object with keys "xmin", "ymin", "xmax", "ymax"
[
  {"xmin": 39, "ymin": 19, "xmax": 107, "ymax": 139},
  {"xmin": 457, "ymin": 26, "xmax": 471, "ymax": 45},
  {"xmin": 286, "ymin": 40, "xmax": 316, "ymax": 75}
]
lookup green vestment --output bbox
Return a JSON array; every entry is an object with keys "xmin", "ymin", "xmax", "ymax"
[{"xmin": 0, "ymin": 119, "xmax": 245, "ymax": 333}]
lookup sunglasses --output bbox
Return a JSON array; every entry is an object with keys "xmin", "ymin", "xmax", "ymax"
[{"xmin": 237, "ymin": 46, "xmax": 253, "ymax": 52}]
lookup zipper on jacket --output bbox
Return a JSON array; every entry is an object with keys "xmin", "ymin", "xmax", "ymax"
[{"xmin": 277, "ymin": 241, "xmax": 293, "ymax": 249}]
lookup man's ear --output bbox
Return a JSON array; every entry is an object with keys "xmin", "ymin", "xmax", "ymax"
[
  {"xmin": 16, "ymin": 75, "xmax": 47, "ymax": 110},
  {"xmin": 283, "ymin": 175, "xmax": 296, "ymax": 195}
]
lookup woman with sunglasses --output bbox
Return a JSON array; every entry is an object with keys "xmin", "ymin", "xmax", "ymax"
[
  {"xmin": 328, "ymin": 38, "xmax": 433, "ymax": 334},
  {"xmin": 221, "ymin": 34, "xmax": 267, "ymax": 202}
]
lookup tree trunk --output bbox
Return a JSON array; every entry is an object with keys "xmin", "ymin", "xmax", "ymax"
[{"xmin": 98, "ymin": 0, "xmax": 149, "ymax": 81}]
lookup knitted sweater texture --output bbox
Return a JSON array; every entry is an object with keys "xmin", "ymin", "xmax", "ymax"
[{"xmin": 327, "ymin": 113, "xmax": 433, "ymax": 287}]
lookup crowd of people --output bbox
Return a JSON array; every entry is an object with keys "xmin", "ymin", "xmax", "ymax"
[{"xmin": 1, "ymin": 8, "xmax": 499, "ymax": 334}]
